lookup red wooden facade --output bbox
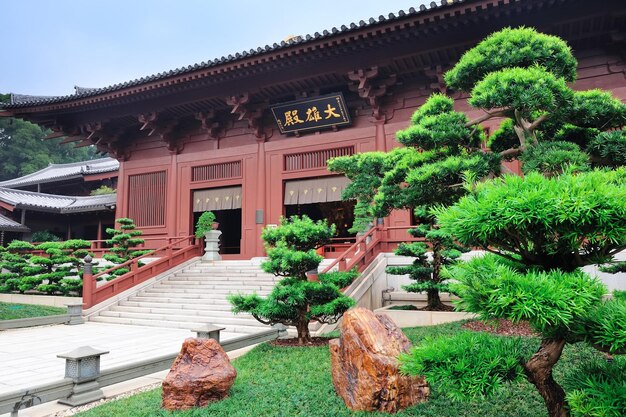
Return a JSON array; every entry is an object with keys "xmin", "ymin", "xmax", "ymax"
[{"xmin": 3, "ymin": 0, "xmax": 625, "ymax": 259}]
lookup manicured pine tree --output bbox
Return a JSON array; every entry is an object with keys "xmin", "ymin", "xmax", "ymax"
[
  {"xmin": 398, "ymin": 27, "xmax": 626, "ymax": 417},
  {"xmin": 103, "ymin": 218, "xmax": 150, "ymax": 276},
  {"xmin": 229, "ymin": 215, "xmax": 356, "ymax": 345}
]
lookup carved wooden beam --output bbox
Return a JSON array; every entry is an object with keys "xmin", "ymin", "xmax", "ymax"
[
  {"xmin": 226, "ymin": 94, "xmax": 250, "ymax": 121},
  {"xmin": 195, "ymin": 110, "xmax": 224, "ymax": 140},
  {"xmin": 138, "ymin": 112, "xmax": 158, "ymax": 136},
  {"xmin": 424, "ymin": 65, "xmax": 448, "ymax": 94},
  {"xmin": 226, "ymin": 94, "xmax": 268, "ymax": 140},
  {"xmin": 348, "ymin": 66, "xmax": 397, "ymax": 121}
]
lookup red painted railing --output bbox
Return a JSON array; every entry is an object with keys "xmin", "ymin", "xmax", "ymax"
[
  {"xmin": 321, "ymin": 225, "xmax": 419, "ymax": 274},
  {"xmin": 82, "ymin": 235, "xmax": 202, "ymax": 309}
]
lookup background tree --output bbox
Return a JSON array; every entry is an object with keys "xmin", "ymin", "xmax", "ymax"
[
  {"xmin": 0, "ymin": 94, "xmax": 99, "ymax": 181},
  {"xmin": 229, "ymin": 215, "xmax": 356, "ymax": 344},
  {"xmin": 398, "ymin": 27, "xmax": 626, "ymax": 417}
]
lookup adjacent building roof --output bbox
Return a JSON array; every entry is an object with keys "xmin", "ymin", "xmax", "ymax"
[
  {"xmin": 0, "ymin": 213, "xmax": 29, "ymax": 232},
  {"xmin": 0, "ymin": 158, "xmax": 119, "ymax": 189},
  {"xmin": 1, "ymin": 0, "xmax": 464, "ymax": 108},
  {"xmin": 0, "ymin": 187, "xmax": 116, "ymax": 213}
]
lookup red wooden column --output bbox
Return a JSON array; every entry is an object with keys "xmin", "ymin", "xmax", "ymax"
[
  {"xmin": 374, "ymin": 118, "xmax": 387, "ymax": 152},
  {"xmin": 255, "ymin": 138, "xmax": 267, "ymax": 257},
  {"xmin": 167, "ymin": 153, "xmax": 178, "ymax": 237},
  {"xmin": 115, "ymin": 160, "xmax": 127, "ymax": 219}
]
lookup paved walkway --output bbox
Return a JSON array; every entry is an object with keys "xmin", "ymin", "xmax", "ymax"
[{"xmin": 0, "ymin": 322, "xmax": 240, "ymax": 396}]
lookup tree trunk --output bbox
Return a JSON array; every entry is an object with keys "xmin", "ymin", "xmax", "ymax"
[
  {"xmin": 296, "ymin": 314, "xmax": 311, "ymax": 345},
  {"xmin": 523, "ymin": 338, "xmax": 568, "ymax": 417},
  {"xmin": 428, "ymin": 240, "xmax": 444, "ymax": 310}
]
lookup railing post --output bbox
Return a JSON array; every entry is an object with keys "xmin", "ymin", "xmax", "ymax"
[
  {"xmin": 82, "ymin": 255, "xmax": 94, "ymax": 309},
  {"xmin": 57, "ymin": 346, "xmax": 109, "ymax": 406}
]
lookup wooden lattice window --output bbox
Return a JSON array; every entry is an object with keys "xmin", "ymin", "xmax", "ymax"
[
  {"xmin": 127, "ymin": 171, "xmax": 166, "ymax": 227},
  {"xmin": 192, "ymin": 161, "xmax": 242, "ymax": 182},
  {"xmin": 284, "ymin": 146, "xmax": 355, "ymax": 172}
]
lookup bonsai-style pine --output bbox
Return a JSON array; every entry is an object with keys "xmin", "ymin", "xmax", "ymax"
[
  {"xmin": 104, "ymin": 218, "xmax": 150, "ymax": 266},
  {"xmin": 228, "ymin": 215, "xmax": 356, "ymax": 344},
  {"xmin": 397, "ymin": 27, "xmax": 626, "ymax": 417}
]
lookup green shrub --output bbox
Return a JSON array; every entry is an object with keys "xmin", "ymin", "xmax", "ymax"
[
  {"xmin": 194, "ymin": 211, "xmax": 216, "ymax": 238},
  {"xmin": 31, "ymin": 230, "xmax": 61, "ymax": 242},
  {"xmin": 400, "ymin": 331, "xmax": 527, "ymax": 399},
  {"xmin": 318, "ymin": 270, "xmax": 358, "ymax": 288},
  {"xmin": 520, "ymin": 141, "xmax": 589, "ymax": 176}
]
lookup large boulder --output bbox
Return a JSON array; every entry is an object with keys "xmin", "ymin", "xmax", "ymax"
[
  {"xmin": 330, "ymin": 307, "xmax": 429, "ymax": 413},
  {"xmin": 162, "ymin": 338, "xmax": 237, "ymax": 410}
]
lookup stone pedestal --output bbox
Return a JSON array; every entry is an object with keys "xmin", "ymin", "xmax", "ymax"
[
  {"xmin": 202, "ymin": 230, "xmax": 222, "ymax": 261},
  {"xmin": 57, "ymin": 346, "xmax": 109, "ymax": 407}
]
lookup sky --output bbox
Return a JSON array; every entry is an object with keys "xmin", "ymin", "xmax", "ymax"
[{"xmin": 1, "ymin": 1, "xmax": 426, "ymax": 97}]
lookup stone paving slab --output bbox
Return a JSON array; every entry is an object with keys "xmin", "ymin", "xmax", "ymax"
[{"xmin": 0, "ymin": 322, "xmax": 240, "ymax": 396}]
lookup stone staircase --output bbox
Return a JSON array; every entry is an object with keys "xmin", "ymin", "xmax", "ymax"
[{"xmin": 89, "ymin": 260, "xmax": 282, "ymax": 334}]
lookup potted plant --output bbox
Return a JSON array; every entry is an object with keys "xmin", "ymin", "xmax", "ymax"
[{"xmin": 195, "ymin": 211, "xmax": 217, "ymax": 238}]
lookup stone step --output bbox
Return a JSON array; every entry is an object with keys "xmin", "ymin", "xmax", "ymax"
[
  {"xmin": 160, "ymin": 279, "xmax": 277, "ymax": 287},
  {"xmin": 111, "ymin": 305, "xmax": 251, "ymax": 318},
  {"xmin": 90, "ymin": 316, "xmax": 265, "ymax": 334},
  {"xmin": 128, "ymin": 295, "xmax": 233, "ymax": 305},
  {"xmin": 122, "ymin": 299, "xmax": 234, "ymax": 310},
  {"xmin": 99, "ymin": 310, "xmax": 263, "ymax": 327},
  {"xmin": 145, "ymin": 284, "xmax": 271, "ymax": 296},
  {"xmin": 176, "ymin": 271, "xmax": 261, "ymax": 277}
]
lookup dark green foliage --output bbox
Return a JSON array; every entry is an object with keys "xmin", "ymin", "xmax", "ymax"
[
  {"xmin": 327, "ymin": 151, "xmax": 387, "ymax": 233},
  {"xmin": 194, "ymin": 211, "xmax": 216, "ymax": 238},
  {"xmin": 7, "ymin": 240, "xmax": 35, "ymax": 252},
  {"xmin": 599, "ymin": 261, "xmax": 626, "ymax": 274},
  {"xmin": 444, "ymin": 27, "xmax": 577, "ymax": 92},
  {"xmin": 614, "ymin": 291, "xmax": 626, "ymax": 302},
  {"xmin": 564, "ymin": 355, "xmax": 626, "ymax": 417},
  {"xmin": 104, "ymin": 218, "xmax": 146, "ymax": 266},
  {"xmin": 0, "ymin": 116, "xmax": 98, "ymax": 182},
  {"xmin": 470, "ymin": 66, "xmax": 572, "ymax": 116},
  {"xmin": 447, "ymin": 255, "xmax": 605, "ymax": 336},
  {"xmin": 31, "ymin": 230, "xmax": 61, "ymax": 242},
  {"xmin": 564, "ymin": 90, "xmax": 626, "ymax": 129},
  {"xmin": 90, "ymin": 185, "xmax": 116, "ymax": 196},
  {"xmin": 400, "ymin": 331, "xmax": 527, "ymax": 399},
  {"xmin": 261, "ymin": 215, "xmax": 334, "ymax": 251},
  {"xmin": 576, "ymin": 299, "xmax": 626, "ymax": 354},
  {"xmin": 388, "ymin": 304, "xmax": 419, "ymax": 310},
  {"xmin": 520, "ymin": 141, "xmax": 589, "ymax": 176},
  {"xmin": 229, "ymin": 215, "xmax": 354, "ymax": 343},
  {"xmin": 318, "ymin": 269, "xmax": 358, "ymax": 289},
  {"xmin": 436, "ymin": 170, "xmax": 626, "ymax": 270},
  {"xmin": 587, "ymin": 129, "xmax": 626, "ymax": 168},
  {"xmin": 488, "ymin": 119, "xmax": 519, "ymax": 155}
]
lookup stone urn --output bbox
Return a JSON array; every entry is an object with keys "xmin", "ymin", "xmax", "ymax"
[{"xmin": 202, "ymin": 229, "xmax": 222, "ymax": 261}]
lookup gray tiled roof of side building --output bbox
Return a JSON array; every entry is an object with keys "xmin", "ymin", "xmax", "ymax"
[
  {"xmin": 0, "ymin": 187, "xmax": 116, "ymax": 213},
  {"xmin": 0, "ymin": 158, "xmax": 119, "ymax": 189},
  {"xmin": 1, "ymin": 1, "xmax": 463, "ymax": 108},
  {"xmin": 0, "ymin": 213, "xmax": 30, "ymax": 232}
]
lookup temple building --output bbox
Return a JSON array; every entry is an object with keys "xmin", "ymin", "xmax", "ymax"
[
  {"xmin": 0, "ymin": 159, "xmax": 118, "ymax": 242},
  {"xmin": 2, "ymin": 0, "xmax": 624, "ymax": 258}
]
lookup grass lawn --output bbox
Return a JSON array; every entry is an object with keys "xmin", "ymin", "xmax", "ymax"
[
  {"xmin": 0, "ymin": 302, "xmax": 67, "ymax": 320},
  {"xmin": 73, "ymin": 321, "xmax": 606, "ymax": 417}
]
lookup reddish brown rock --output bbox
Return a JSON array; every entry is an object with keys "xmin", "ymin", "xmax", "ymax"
[
  {"xmin": 162, "ymin": 338, "xmax": 237, "ymax": 410},
  {"xmin": 330, "ymin": 307, "xmax": 429, "ymax": 413}
]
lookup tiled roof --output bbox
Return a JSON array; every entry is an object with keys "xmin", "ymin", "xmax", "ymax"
[
  {"xmin": 0, "ymin": 188, "xmax": 116, "ymax": 213},
  {"xmin": 0, "ymin": 158, "xmax": 119, "ymax": 189},
  {"xmin": 2, "ymin": 0, "xmax": 464, "ymax": 108},
  {"xmin": 0, "ymin": 213, "xmax": 29, "ymax": 233}
]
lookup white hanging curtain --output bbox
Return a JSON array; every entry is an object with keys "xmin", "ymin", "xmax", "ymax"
[
  {"xmin": 193, "ymin": 186, "xmax": 242, "ymax": 212},
  {"xmin": 283, "ymin": 176, "xmax": 350, "ymax": 205}
]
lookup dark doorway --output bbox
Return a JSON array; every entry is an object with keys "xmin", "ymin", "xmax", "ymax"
[
  {"xmin": 285, "ymin": 200, "xmax": 355, "ymax": 238},
  {"xmin": 193, "ymin": 209, "xmax": 242, "ymax": 254}
]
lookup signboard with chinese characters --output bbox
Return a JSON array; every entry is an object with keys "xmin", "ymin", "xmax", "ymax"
[{"xmin": 270, "ymin": 93, "xmax": 351, "ymax": 134}]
